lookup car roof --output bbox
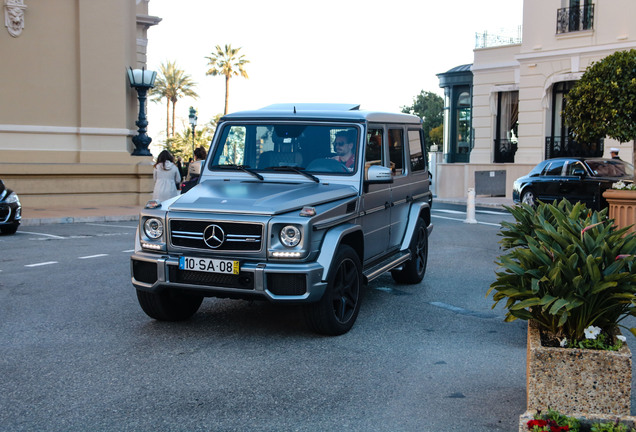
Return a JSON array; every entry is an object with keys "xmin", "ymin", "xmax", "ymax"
[{"xmin": 221, "ymin": 103, "xmax": 423, "ymax": 125}]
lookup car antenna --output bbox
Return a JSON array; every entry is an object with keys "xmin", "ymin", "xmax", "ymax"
[{"xmin": 293, "ymin": 106, "xmax": 296, "ymax": 114}]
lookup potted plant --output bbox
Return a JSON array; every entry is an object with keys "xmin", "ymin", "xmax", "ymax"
[
  {"xmin": 488, "ymin": 199, "xmax": 636, "ymax": 416},
  {"xmin": 604, "ymin": 181, "xmax": 636, "ymax": 236}
]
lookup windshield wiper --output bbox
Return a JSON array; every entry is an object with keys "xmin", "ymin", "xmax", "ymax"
[
  {"xmin": 267, "ymin": 166, "xmax": 320, "ymax": 183},
  {"xmin": 211, "ymin": 164, "xmax": 264, "ymax": 181}
]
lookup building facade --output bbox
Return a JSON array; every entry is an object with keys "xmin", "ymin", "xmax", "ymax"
[
  {"xmin": 436, "ymin": 0, "xmax": 636, "ymax": 199},
  {"xmin": 0, "ymin": 0, "xmax": 160, "ymax": 207}
]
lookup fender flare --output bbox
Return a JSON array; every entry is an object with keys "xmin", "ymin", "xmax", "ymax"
[
  {"xmin": 316, "ymin": 223, "xmax": 362, "ymax": 280},
  {"xmin": 399, "ymin": 202, "xmax": 431, "ymax": 251}
]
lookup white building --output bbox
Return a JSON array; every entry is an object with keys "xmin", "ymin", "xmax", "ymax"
[{"xmin": 436, "ymin": 0, "xmax": 636, "ymax": 199}]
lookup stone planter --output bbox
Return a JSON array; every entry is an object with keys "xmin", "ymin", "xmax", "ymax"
[
  {"xmin": 603, "ymin": 189, "xmax": 636, "ymax": 235},
  {"xmin": 526, "ymin": 320, "xmax": 632, "ymax": 416}
]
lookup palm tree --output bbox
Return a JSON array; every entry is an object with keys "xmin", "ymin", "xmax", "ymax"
[
  {"xmin": 150, "ymin": 61, "xmax": 198, "ymax": 138},
  {"xmin": 205, "ymin": 44, "xmax": 249, "ymax": 115}
]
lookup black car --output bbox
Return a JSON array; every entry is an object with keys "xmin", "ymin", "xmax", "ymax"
[
  {"xmin": 0, "ymin": 179, "xmax": 21, "ymax": 234},
  {"xmin": 512, "ymin": 157, "xmax": 634, "ymax": 210}
]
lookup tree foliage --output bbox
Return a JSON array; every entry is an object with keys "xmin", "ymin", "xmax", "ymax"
[
  {"xmin": 401, "ymin": 90, "xmax": 444, "ymax": 150},
  {"xmin": 564, "ymin": 49, "xmax": 636, "ymax": 144},
  {"xmin": 205, "ymin": 44, "xmax": 250, "ymax": 115},
  {"xmin": 150, "ymin": 61, "xmax": 198, "ymax": 138},
  {"xmin": 163, "ymin": 117, "xmax": 219, "ymax": 162}
]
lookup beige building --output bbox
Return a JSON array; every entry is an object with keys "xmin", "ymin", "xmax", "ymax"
[
  {"xmin": 436, "ymin": 0, "xmax": 636, "ymax": 199},
  {"xmin": 0, "ymin": 0, "xmax": 160, "ymax": 208}
]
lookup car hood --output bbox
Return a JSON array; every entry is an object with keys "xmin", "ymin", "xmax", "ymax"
[{"xmin": 168, "ymin": 179, "xmax": 358, "ymax": 215}]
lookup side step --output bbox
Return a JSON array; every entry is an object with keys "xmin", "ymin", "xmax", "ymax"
[{"xmin": 363, "ymin": 250, "xmax": 411, "ymax": 283}]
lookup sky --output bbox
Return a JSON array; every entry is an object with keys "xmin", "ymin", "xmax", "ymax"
[{"xmin": 145, "ymin": 0, "xmax": 522, "ymax": 145}]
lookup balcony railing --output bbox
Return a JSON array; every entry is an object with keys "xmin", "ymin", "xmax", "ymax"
[
  {"xmin": 475, "ymin": 26, "xmax": 522, "ymax": 49},
  {"xmin": 556, "ymin": 4, "xmax": 594, "ymax": 34},
  {"xmin": 545, "ymin": 136, "xmax": 603, "ymax": 159}
]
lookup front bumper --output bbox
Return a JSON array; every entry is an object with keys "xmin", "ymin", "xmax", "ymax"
[{"xmin": 131, "ymin": 251, "xmax": 327, "ymax": 303}]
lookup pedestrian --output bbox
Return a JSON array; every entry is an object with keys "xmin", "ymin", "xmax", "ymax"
[
  {"xmin": 185, "ymin": 147, "xmax": 207, "ymax": 182},
  {"xmin": 152, "ymin": 149, "xmax": 181, "ymax": 202},
  {"xmin": 174, "ymin": 156, "xmax": 185, "ymax": 179},
  {"xmin": 610, "ymin": 147, "xmax": 621, "ymax": 160}
]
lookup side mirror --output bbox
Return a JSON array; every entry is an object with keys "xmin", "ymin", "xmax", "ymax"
[
  {"xmin": 571, "ymin": 168, "xmax": 586, "ymax": 177},
  {"xmin": 365, "ymin": 165, "xmax": 393, "ymax": 184}
]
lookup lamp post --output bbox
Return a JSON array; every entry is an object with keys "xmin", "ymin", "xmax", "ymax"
[
  {"xmin": 127, "ymin": 67, "xmax": 157, "ymax": 156},
  {"xmin": 188, "ymin": 106, "xmax": 198, "ymax": 157}
]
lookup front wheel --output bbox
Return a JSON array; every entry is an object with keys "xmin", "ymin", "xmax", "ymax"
[
  {"xmin": 521, "ymin": 189, "xmax": 536, "ymax": 207},
  {"xmin": 391, "ymin": 217, "xmax": 428, "ymax": 284},
  {"xmin": 136, "ymin": 289, "xmax": 203, "ymax": 321},
  {"xmin": 303, "ymin": 245, "xmax": 362, "ymax": 335},
  {"xmin": 0, "ymin": 222, "xmax": 19, "ymax": 235}
]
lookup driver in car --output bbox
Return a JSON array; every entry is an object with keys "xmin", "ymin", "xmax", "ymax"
[{"xmin": 331, "ymin": 130, "xmax": 356, "ymax": 171}]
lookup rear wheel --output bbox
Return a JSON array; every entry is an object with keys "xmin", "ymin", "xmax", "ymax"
[
  {"xmin": 521, "ymin": 189, "xmax": 536, "ymax": 206},
  {"xmin": 391, "ymin": 217, "xmax": 428, "ymax": 284},
  {"xmin": 303, "ymin": 245, "xmax": 362, "ymax": 335},
  {"xmin": 136, "ymin": 289, "xmax": 203, "ymax": 321}
]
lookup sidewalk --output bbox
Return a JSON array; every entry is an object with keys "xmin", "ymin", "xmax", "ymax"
[{"xmin": 18, "ymin": 196, "xmax": 513, "ymax": 227}]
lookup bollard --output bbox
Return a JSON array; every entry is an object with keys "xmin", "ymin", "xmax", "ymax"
[{"xmin": 465, "ymin": 188, "xmax": 477, "ymax": 224}]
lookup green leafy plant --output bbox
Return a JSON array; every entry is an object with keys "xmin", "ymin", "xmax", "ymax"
[
  {"xmin": 487, "ymin": 199, "xmax": 636, "ymax": 342},
  {"xmin": 591, "ymin": 420, "xmax": 636, "ymax": 432}
]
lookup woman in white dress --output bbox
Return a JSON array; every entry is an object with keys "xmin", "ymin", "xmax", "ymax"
[{"xmin": 152, "ymin": 150, "xmax": 181, "ymax": 202}]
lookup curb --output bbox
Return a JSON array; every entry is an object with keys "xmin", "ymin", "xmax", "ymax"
[{"xmin": 20, "ymin": 214, "xmax": 139, "ymax": 227}]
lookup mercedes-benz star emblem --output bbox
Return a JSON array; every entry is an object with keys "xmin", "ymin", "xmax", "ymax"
[{"xmin": 203, "ymin": 224, "xmax": 225, "ymax": 249}]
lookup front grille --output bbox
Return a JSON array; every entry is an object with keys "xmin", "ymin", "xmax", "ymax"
[
  {"xmin": 0, "ymin": 204, "xmax": 11, "ymax": 223},
  {"xmin": 170, "ymin": 219, "xmax": 263, "ymax": 252},
  {"xmin": 168, "ymin": 266, "xmax": 254, "ymax": 290}
]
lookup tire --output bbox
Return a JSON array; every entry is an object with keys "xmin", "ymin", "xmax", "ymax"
[
  {"xmin": 521, "ymin": 189, "xmax": 536, "ymax": 206},
  {"xmin": 303, "ymin": 245, "xmax": 362, "ymax": 335},
  {"xmin": 136, "ymin": 289, "xmax": 203, "ymax": 321},
  {"xmin": 0, "ymin": 222, "xmax": 19, "ymax": 235},
  {"xmin": 391, "ymin": 217, "xmax": 428, "ymax": 284}
]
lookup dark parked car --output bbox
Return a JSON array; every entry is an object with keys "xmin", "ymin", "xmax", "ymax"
[
  {"xmin": 0, "ymin": 179, "xmax": 21, "ymax": 235},
  {"xmin": 512, "ymin": 157, "xmax": 634, "ymax": 210}
]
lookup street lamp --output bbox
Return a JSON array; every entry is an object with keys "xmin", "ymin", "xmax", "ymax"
[
  {"xmin": 188, "ymin": 106, "xmax": 198, "ymax": 157},
  {"xmin": 127, "ymin": 67, "xmax": 157, "ymax": 156}
]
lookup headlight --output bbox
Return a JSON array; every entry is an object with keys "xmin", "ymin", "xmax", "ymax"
[
  {"xmin": 143, "ymin": 218, "xmax": 164, "ymax": 239},
  {"xmin": 279, "ymin": 225, "xmax": 301, "ymax": 247},
  {"xmin": 5, "ymin": 192, "xmax": 20, "ymax": 205}
]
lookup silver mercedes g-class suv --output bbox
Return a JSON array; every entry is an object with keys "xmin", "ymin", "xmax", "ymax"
[{"xmin": 131, "ymin": 103, "xmax": 433, "ymax": 335}]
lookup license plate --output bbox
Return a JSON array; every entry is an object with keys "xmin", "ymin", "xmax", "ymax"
[{"xmin": 179, "ymin": 256, "xmax": 239, "ymax": 274}]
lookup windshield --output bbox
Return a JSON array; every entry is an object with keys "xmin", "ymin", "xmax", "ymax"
[
  {"xmin": 209, "ymin": 123, "xmax": 359, "ymax": 175},
  {"xmin": 585, "ymin": 159, "xmax": 634, "ymax": 178}
]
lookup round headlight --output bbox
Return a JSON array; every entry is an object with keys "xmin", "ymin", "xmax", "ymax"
[
  {"xmin": 279, "ymin": 225, "xmax": 301, "ymax": 247},
  {"xmin": 144, "ymin": 218, "xmax": 164, "ymax": 239}
]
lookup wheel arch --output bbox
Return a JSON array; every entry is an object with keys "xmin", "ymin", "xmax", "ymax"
[{"xmin": 316, "ymin": 224, "xmax": 363, "ymax": 281}]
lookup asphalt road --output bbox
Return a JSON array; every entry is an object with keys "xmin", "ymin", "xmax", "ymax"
[{"xmin": 0, "ymin": 204, "xmax": 539, "ymax": 431}]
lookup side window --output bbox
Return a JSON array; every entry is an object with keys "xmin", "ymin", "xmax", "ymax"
[
  {"xmin": 366, "ymin": 128, "xmax": 383, "ymax": 163},
  {"xmin": 388, "ymin": 128, "xmax": 405, "ymax": 176},
  {"xmin": 408, "ymin": 129, "xmax": 426, "ymax": 172},
  {"xmin": 542, "ymin": 161, "xmax": 565, "ymax": 176}
]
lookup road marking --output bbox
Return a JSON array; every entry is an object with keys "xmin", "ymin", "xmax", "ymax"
[
  {"xmin": 86, "ymin": 223, "xmax": 137, "ymax": 229},
  {"xmin": 78, "ymin": 254, "xmax": 109, "ymax": 259},
  {"xmin": 122, "ymin": 249, "xmax": 134, "ymax": 253},
  {"xmin": 429, "ymin": 301, "xmax": 499, "ymax": 319},
  {"xmin": 25, "ymin": 261, "xmax": 58, "ymax": 267},
  {"xmin": 17, "ymin": 231, "xmax": 66, "ymax": 239},
  {"xmin": 433, "ymin": 209, "xmax": 508, "ymax": 216},
  {"xmin": 432, "ymin": 214, "xmax": 502, "ymax": 227}
]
